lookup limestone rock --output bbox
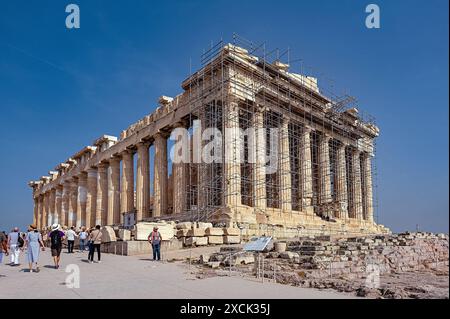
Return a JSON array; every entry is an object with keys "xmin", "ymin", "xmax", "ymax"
[
  {"xmin": 135, "ymin": 222, "xmax": 174, "ymax": 241},
  {"xmin": 101, "ymin": 226, "xmax": 117, "ymax": 243},
  {"xmin": 118, "ymin": 229, "xmax": 131, "ymax": 241},
  {"xmin": 176, "ymin": 229, "xmax": 189, "ymax": 238},
  {"xmin": 223, "ymin": 235, "xmax": 241, "ymax": 244},
  {"xmin": 223, "ymin": 228, "xmax": 240, "ymax": 236},
  {"xmin": 187, "ymin": 228, "xmax": 205, "ymax": 237},
  {"xmin": 208, "ymin": 236, "xmax": 224, "ymax": 245},
  {"xmin": 197, "ymin": 222, "xmax": 213, "ymax": 229},
  {"xmin": 176, "ymin": 222, "xmax": 192, "ymax": 230},
  {"xmin": 205, "ymin": 227, "xmax": 224, "ymax": 236}
]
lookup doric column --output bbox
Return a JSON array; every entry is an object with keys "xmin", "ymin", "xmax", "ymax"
[
  {"xmin": 121, "ymin": 150, "xmax": 134, "ymax": 219},
  {"xmin": 252, "ymin": 107, "xmax": 266, "ymax": 210},
  {"xmin": 37, "ymin": 195, "xmax": 44, "ymax": 230},
  {"xmin": 172, "ymin": 124, "xmax": 188, "ymax": 215},
  {"xmin": 41, "ymin": 192, "xmax": 49, "ymax": 229},
  {"xmin": 318, "ymin": 133, "xmax": 332, "ymax": 216},
  {"xmin": 61, "ymin": 181, "xmax": 70, "ymax": 227},
  {"xmin": 154, "ymin": 133, "xmax": 168, "ymax": 217},
  {"xmin": 136, "ymin": 142, "xmax": 150, "ymax": 221},
  {"xmin": 86, "ymin": 168, "xmax": 98, "ymax": 228},
  {"xmin": 351, "ymin": 149, "xmax": 363, "ymax": 220},
  {"xmin": 55, "ymin": 185, "xmax": 63, "ymax": 225},
  {"xmin": 68, "ymin": 178, "xmax": 78, "ymax": 227},
  {"xmin": 33, "ymin": 197, "xmax": 39, "ymax": 227},
  {"xmin": 362, "ymin": 152, "xmax": 374, "ymax": 223},
  {"xmin": 223, "ymin": 100, "xmax": 242, "ymax": 206},
  {"xmin": 278, "ymin": 116, "xmax": 292, "ymax": 212},
  {"xmin": 299, "ymin": 126, "xmax": 313, "ymax": 210},
  {"xmin": 335, "ymin": 143, "xmax": 349, "ymax": 219},
  {"xmin": 108, "ymin": 157, "xmax": 121, "ymax": 225},
  {"xmin": 96, "ymin": 163, "xmax": 108, "ymax": 226},
  {"xmin": 76, "ymin": 173, "xmax": 87, "ymax": 228},
  {"xmin": 49, "ymin": 188, "xmax": 56, "ymax": 225}
]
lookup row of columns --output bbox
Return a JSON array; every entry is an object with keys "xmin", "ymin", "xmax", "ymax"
[
  {"xmin": 34, "ymin": 130, "xmax": 188, "ymax": 230},
  {"xmin": 224, "ymin": 106, "xmax": 374, "ymax": 222}
]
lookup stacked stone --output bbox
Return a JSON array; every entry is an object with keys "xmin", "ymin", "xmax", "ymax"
[
  {"xmin": 264, "ymin": 232, "xmax": 449, "ymax": 279},
  {"xmin": 175, "ymin": 222, "xmax": 242, "ymax": 247}
]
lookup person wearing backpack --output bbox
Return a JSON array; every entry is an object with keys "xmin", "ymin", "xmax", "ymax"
[
  {"xmin": 148, "ymin": 226, "xmax": 162, "ymax": 261},
  {"xmin": 49, "ymin": 224, "xmax": 65, "ymax": 269},
  {"xmin": 7, "ymin": 227, "xmax": 22, "ymax": 266}
]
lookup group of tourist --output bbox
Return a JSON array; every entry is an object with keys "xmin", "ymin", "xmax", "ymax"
[
  {"xmin": 0, "ymin": 224, "xmax": 104, "ymax": 273},
  {"xmin": 0, "ymin": 224, "xmax": 163, "ymax": 274}
]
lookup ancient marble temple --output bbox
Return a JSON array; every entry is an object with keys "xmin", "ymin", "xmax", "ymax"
[{"xmin": 28, "ymin": 43, "xmax": 389, "ymax": 237}]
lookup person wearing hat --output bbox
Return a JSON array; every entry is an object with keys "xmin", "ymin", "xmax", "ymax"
[
  {"xmin": 148, "ymin": 226, "xmax": 162, "ymax": 261},
  {"xmin": 24, "ymin": 224, "xmax": 45, "ymax": 273},
  {"xmin": 49, "ymin": 224, "xmax": 65, "ymax": 269}
]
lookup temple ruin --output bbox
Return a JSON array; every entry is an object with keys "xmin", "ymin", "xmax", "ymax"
[{"xmin": 28, "ymin": 37, "xmax": 390, "ymax": 237}]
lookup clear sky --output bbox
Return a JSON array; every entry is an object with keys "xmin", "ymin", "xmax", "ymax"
[{"xmin": 0, "ymin": 0, "xmax": 448, "ymax": 233}]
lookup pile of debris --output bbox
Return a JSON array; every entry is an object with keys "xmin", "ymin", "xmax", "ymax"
[{"xmin": 194, "ymin": 232, "xmax": 449, "ymax": 298}]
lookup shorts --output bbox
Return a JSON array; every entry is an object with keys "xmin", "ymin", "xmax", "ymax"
[{"xmin": 51, "ymin": 246, "xmax": 62, "ymax": 257}]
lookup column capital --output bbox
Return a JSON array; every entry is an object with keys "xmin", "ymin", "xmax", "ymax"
[
  {"xmin": 303, "ymin": 125, "xmax": 313, "ymax": 134},
  {"xmin": 320, "ymin": 132, "xmax": 332, "ymax": 142},
  {"xmin": 154, "ymin": 131, "xmax": 170, "ymax": 140},
  {"xmin": 137, "ymin": 141, "xmax": 151, "ymax": 150},
  {"xmin": 172, "ymin": 120, "xmax": 189, "ymax": 130}
]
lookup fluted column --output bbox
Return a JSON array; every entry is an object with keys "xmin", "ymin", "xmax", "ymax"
[
  {"xmin": 121, "ymin": 150, "xmax": 134, "ymax": 219},
  {"xmin": 49, "ymin": 188, "xmax": 56, "ymax": 225},
  {"xmin": 172, "ymin": 124, "xmax": 188, "ymax": 215},
  {"xmin": 96, "ymin": 163, "xmax": 108, "ymax": 226},
  {"xmin": 33, "ymin": 197, "xmax": 39, "ymax": 226},
  {"xmin": 41, "ymin": 192, "xmax": 49, "ymax": 229},
  {"xmin": 299, "ymin": 127, "xmax": 313, "ymax": 211},
  {"xmin": 351, "ymin": 149, "xmax": 363, "ymax": 220},
  {"xmin": 61, "ymin": 181, "xmax": 70, "ymax": 227},
  {"xmin": 86, "ymin": 168, "xmax": 97, "ymax": 228},
  {"xmin": 76, "ymin": 173, "xmax": 87, "ymax": 228},
  {"xmin": 224, "ymin": 101, "xmax": 242, "ymax": 206},
  {"xmin": 108, "ymin": 157, "xmax": 121, "ymax": 225},
  {"xmin": 335, "ymin": 143, "xmax": 349, "ymax": 219},
  {"xmin": 278, "ymin": 116, "xmax": 292, "ymax": 212},
  {"xmin": 136, "ymin": 142, "xmax": 150, "ymax": 221},
  {"xmin": 362, "ymin": 153, "xmax": 374, "ymax": 223},
  {"xmin": 154, "ymin": 133, "xmax": 168, "ymax": 217},
  {"xmin": 251, "ymin": 107, "xmax": 266, "ymax": 210},
  {"xmin": 68, "ymin": 178, "xmax": 78, "ymax": 227},
  {"xmin": 37, "ymin": 195, "xmax": 43, "ymax": 230},
  {"xmin": 55, "ymin": 185, "xmax": 63, "ymax": 224},
  {"xmin": 318, "ymin": 134, "xmax": 332, "ymax": 216}
]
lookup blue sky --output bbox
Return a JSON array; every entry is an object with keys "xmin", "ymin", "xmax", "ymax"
[{"xmin": 0, "ymin": 0, "xmax": 448, "ymax": 233}]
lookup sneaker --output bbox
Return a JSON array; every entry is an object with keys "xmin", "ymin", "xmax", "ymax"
[
  {"xmin": 89, "ymin": 261, "xmax": 93, "ymax": 264},
  {"xmin": 97, "ymin": 261, "xmax": 102, "ymax": 263}
]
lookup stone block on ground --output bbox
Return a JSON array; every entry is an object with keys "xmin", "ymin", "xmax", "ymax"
[
  {"xmin": 176, "ymin": 222, "xmax": 192, "ymax": 230},
  {"xmin": 176, "ymin": 229, "xmax": 189, "ymax": 238},
  {"xmin": 101, "ymin": 226, "xmax": 117, "ymax": 243},
  {"xmin": 208, "ymin": 236, "xmax": 224, "ymax": 245},
  {"xmin": 196, "ymin": 237, "xmax": 208, "ymax": 246},
  {"xmin": 205, "ymin": 227, "xmax": 224, "ymax": 236},
  {"xmin": 223, "ymin": 235, "xmax": 241, "ymax": 244},
  {"xmin": 118, "ymin": 229, "xmax": 131, "ymax": 241},
  {"xmin": 197, "ymin": 222, "xmax": 213, "ymax": 229},
  {"xmin": 135, "ymin": 222, "xmax": 175, "ymax": 241},
  {"xmin": 187, "ymin": 228, "xmax": 206, "ymax": 237},
  {"xmin": 223, "ymin": 228, "xmax": 240, "ymax": 236}
]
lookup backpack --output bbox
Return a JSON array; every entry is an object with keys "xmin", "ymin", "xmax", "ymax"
[
  {"xmin": 17, "ymin": 233, "xmax": 24, "ymax": 248},
  {"xmin": 50, "ymin": 231, "xmax": 62, "ymax": 247}
]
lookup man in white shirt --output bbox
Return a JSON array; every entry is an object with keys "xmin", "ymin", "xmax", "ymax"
[
  {"xmin": 66, "ymin": 226, "xmax": 78, "ymax": 253},
  {"xmin": 7, "ymin": 227, "xmax": 21, "ymax": 265},
  {"xmin": 78, "ymin": 227, "xmax": 88, "ymax": 252}
]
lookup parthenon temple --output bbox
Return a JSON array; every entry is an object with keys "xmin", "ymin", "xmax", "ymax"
[{"xmin": 28, "ymin": 38, "xmax": 389, "ymax": 237}]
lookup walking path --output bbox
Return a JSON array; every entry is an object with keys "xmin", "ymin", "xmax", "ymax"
[{"xmin": 0, "ymin": 249, "xmax": 356, "ymax": 299}]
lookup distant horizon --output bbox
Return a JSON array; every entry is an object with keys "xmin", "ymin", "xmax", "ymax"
[{"xmin": 0, "ymin": 0, "xmax": 448, "ymax": 234}]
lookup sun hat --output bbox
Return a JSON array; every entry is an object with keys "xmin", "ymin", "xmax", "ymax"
[
  {"xmin": 51, "ymin": 223, "xmax": 61, "ymax": 231},
  {"xmin": 29, "ymin": 224, "xmax": 37, "ymax": 230}
]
